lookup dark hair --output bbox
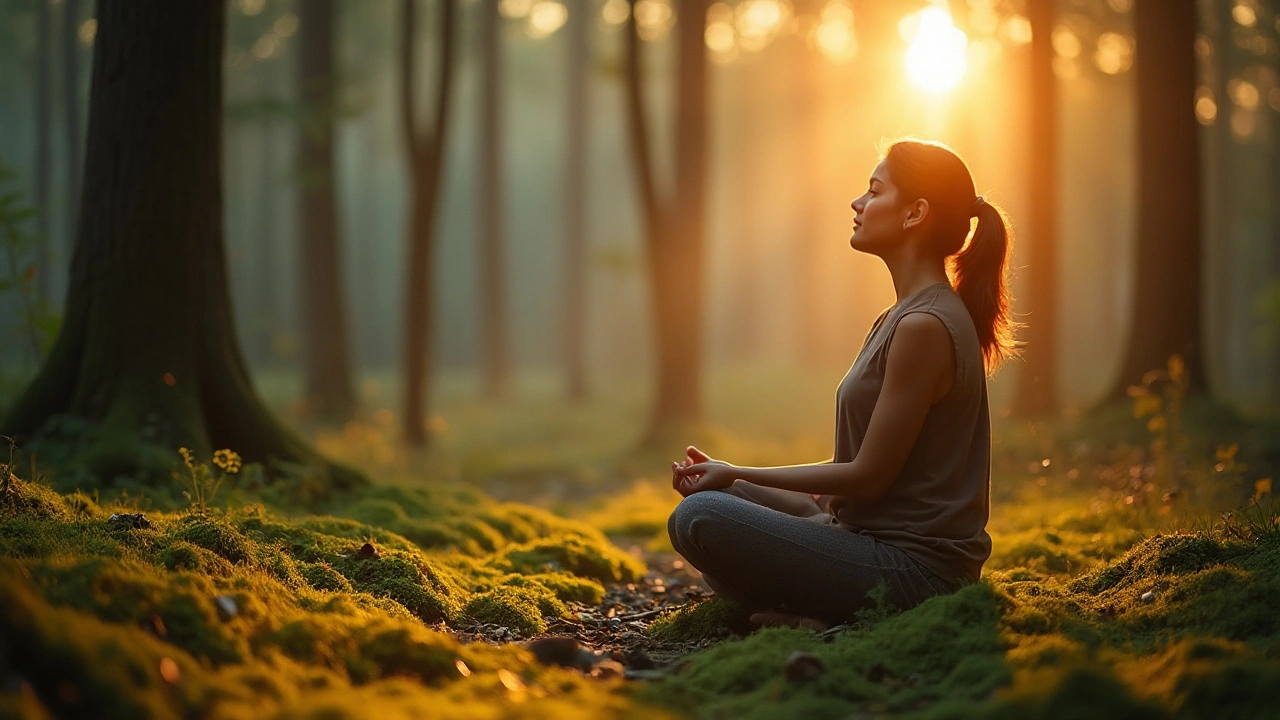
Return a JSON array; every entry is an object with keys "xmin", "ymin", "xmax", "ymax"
[{"xmin": 881, "ymin": 138, "xmax": 1018, "ymax": 372}]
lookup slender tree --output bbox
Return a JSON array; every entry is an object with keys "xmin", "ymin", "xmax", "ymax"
[
  {"xmin": 2, "ymin": 0, "xmax": 361, "ymax": 489},
  {"xmin": 563, "ymin": 0, "xmax": 590, "ymax": 400},
  {"xmin": 62, "ymin": 0, "xmax": 83, "ymax": 243},
  {"xmin": 1012, "ymin": 0, "xmax": 1060, "ymax": 415},
  {"xmin": 297, "ymin": 0, "xmax": 357, "ymax": 422},
  {"xmin": 400, "ymin": 0, "xmax": 457, "ymax": 447},
  {"xmin": 624, "ymin": 0, "xmax": 711, "ymax": 436},
  {"xmin": 34, "ymin": 0, "xmax": 52, "ymax": 302},
  {"xmin": 478, "ymin": 0, "xmax": 510, "ymax": 399},
  {"xmin": 1107, "ymin": 0, "xmax": 1205, "ymax": 398}
]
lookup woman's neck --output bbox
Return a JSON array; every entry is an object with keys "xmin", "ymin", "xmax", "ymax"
[{"xmin": 883, "ymin": 250, "xmax": 949, "ymax": 302}]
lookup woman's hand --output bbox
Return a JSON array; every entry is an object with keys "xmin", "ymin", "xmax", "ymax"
[{"xmin": 671, "ymin": 446, "xmax": 736, "ymax": 497}]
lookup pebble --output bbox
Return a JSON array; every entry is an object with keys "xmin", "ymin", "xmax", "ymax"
[
  {"xmin": 358, "ymin": 542, "xmax": 380, "ymax": 559},
  {"xmin": 214, "ymin": 595, "xmax": 238, "ymax": 620},
  {"xmin": 609, "ymin": 618, "xmax": 622, "ymax": 630},
  {"xmin": 1141, "ymin": 590, "xmax": 1156, "ymax": 602},
  {"xmin": 528, "ymin": 636, "xmax": 582, "ymax": 667}
]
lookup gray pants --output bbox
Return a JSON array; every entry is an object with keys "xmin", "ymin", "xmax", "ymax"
[{"xmin": 667, "ymin": 487, "xmax": 957, "ymax": 622}]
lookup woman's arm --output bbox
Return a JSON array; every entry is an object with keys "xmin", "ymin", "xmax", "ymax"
[{"xmin": 676, "ymin": 312, "xmax": 955, "ymax": 503}]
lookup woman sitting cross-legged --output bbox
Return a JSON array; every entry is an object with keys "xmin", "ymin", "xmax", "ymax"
[{"xmin": 667, "ymin": 138, "xmax": 1017, "ymax": 629}]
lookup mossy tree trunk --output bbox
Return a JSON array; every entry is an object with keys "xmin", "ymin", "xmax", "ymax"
[
  {"xmin": 1105, "ymin": 0, "xmax": 1205, "ymax": 401},
  {"xmin": 2, "ymin": 0, "xmax": 362, "ymax": 489},
  {"xmin": 624, "ymin": 0, "xmax": 711, "ymax": 438},
  {"xmin": 400, "ymin": 0, "xmax": 457, "ymax": 448},
  {"xmin": 1013, "ymin": 0, "xmax": 1061, "ymax": 417},
  {"xmin": 297, "ymin": 0, "xmax": 357, "ymax": 423}
]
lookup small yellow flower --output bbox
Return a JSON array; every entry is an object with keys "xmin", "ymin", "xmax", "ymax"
[
  {"xmin": 212, "ymin": 449, "xmax": 242, "ymax": 474},
  {"xmin": 178, "ymin": 447, "xmax": 194, "ymax": 469}
]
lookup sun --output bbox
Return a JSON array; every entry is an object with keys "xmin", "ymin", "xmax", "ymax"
[{"xmin": 905, "ymin": 7, "xmax": 969, "ymax": 93}]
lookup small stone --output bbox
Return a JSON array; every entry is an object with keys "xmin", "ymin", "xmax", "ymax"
[
  {"xmin": 528, "ymin": 636, "xmax": 582, "ymax": 667},
  {"xmin": 783, "ymin": 651, "xmax": 825, "ymax": 682},
  {"xmin": 107, "ymin": 513, "xmax": 152, "ymax": 530},
  {"xmin": 609, "ymin": 618, "xmax": 622, "ymax": 630},
  {"xmin": 159, "ymin": 658, "xmax": 181, "ymax": 685},
  {"xmin": 1141, "ymin": 591, "xmax": 1156, "ymax": 603},
  {"xmin": 590, "ymin": 659, "xmax": 625, "ymax": 680},
  {"xmin": 358, "ymin": 542, "xmax": 379, "ymax": 559},
  {"xmin": 214, "ymin": 595, "xmax": 238, "ymax": 620}
]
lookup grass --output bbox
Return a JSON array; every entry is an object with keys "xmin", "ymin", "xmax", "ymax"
[{"xmin": 3, "ymin": 362, "xmax": 1280, "ymax": 718}]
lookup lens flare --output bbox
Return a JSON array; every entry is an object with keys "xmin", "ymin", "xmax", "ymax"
[{"xmin": 905, "ymin": 7, "xmax": 968, "ymax": 93}]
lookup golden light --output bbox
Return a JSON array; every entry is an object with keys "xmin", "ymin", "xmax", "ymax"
[
  {"xmin": 1229, "ymin": 78, "xmax": 1260, "ymax": 108},
  {"xmin": 238, "ymin": 0, "xmax": 265, "ymax": 16},
  {"xmin": 813, "ymin": 4, "xmax": 856, "ymax": 64},
  {"xmin": 78, "ymin": 19, "xmax": 97, "ymax": 45},
  {"xmin": 500, "ymin": 0, "xmax": 534, "ymax": 20},
  {"xmin": 820, "ymin": 0, "xmax": 852, "ymax": 25},
  {"xmin": 1195, "ymin": 35, "xmax": 1212, "ymax": 58},
  {"xmin": 1233, "ymin": 1, "xmax": 1257, "ymax": 28},
  {"xmin": 969, "ymin": 8, "xmax": 999, "ymax": 36},
  {"xmin": 1095, "ymin": 32, "xmax": 1133, "ymax": 74},
  {"xmin": 1195, "ymin": 86, "xmax": 1218, "ymax": 124},
  {"xmin": 1231, "ymin": 109, "xmax": 1256, "ymax": 138},
  {"xmin": 708, "ymin": 2, "xmax": 734, "ymax": 25},
  {"xmin": 1106, "ymin": 0, "xmax": 1133, "ymax": 11},
  {"xmin": 706, "ymin": 20, "xmax": 737, "ymax": 59},
  {"xmin": 1052, "ymin": 26, "xmax": 1081, "ymax": 58},
  {"xmin": 1001, "ymin": 15, "xmax": 1032, "ymax": 45},
  {"xmin": 1053, "ymin": 56, "xmax": 1079, "ymax": 80},
  {"xmin": 601, "ymin": 0, "xmax": 629, "ymax": 25},
  {"xmin": 1269, "ymin": 87, "xmax": 1280, "ymax": 112},
  {"xmin": 904, "ymin": 7, "xmax": 968, "ymax": 93},
  {"xmin": 526, "ymin": 1, "xmax": 568, "ymax": 39},
  {"xmin": 736, "ymin": 0, "xmax": 787, "ymax": 42},
  {"xmin": 635, "ymin": 0, "xmax": 675, "ymax": 42},
  {"xmin": 274, "ymin": 14, "xmax": 299, "ymax": 38},
  {"xmin": 252, "ymin": 34, "xmax": 278, "ymax": 60},
  {"xmin": 967, "ymin": 37, "xmax": 1002, "ymax": 67}
]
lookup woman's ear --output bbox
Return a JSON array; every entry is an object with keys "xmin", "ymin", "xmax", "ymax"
[{"xmin": 902, "ymin": 198, "xmax": 930, "ymax": 231}]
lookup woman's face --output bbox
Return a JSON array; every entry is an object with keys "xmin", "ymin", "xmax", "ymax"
[{"xmin": 849, "ymin": 160, "xmax": 906, "ymax": 254}]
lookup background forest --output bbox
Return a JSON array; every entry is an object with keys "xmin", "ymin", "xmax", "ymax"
[{"xmin": 1, "ymin": 0, "xmax": 1280, "ymax": 718}]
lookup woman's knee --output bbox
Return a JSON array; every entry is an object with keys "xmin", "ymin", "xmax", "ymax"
[{"xmin": 667, "ymin": 491, "xmax": 737, "ymax": 556}]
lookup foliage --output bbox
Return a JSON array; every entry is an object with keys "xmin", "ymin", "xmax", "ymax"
[{"xmin": 174, "ymin": 446, "xmax": 242, "ymax": 512}]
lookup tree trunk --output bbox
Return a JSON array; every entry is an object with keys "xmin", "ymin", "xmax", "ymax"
[
  {"xmin": 563, "ymin": 0, "xmax": 589, "ymax": 401},
  {"xmin": 1209, "ymin": 0, "xmax": 1233, "ymax": 391},
  {"xmin": 401, "ymin": 0, "xmax": 457, "ymax": 448},
  {"xmin": 297, "ymin": 0, "xmax": 357, "ymax": 422},
  {"xmin": 1012, "ymin": 0, "xmax": 1060, "ymax": 416},
  {"xmin": 2, "ymin": 0, "xmax": 362, "ymax": 490},
  {"xmin": 1106, "ymin": 0, "xmax": 1204, "ymax": 399},
  {"xmin": 63, "ymin": 0, "xmax": 83, "ymax": 248},
  {"xmin": 478, "ymin": 0, "xmax": 510, "ymax": 400},
  {"xmin": 34, "ymin": 0, "xmax": 52, "ymax": 303},
  {"xmin": 624, "ymin": 0, "xmax": 710, "ymax": 438}
]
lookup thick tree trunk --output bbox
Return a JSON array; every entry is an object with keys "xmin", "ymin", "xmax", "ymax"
[
  {"xmin": 63, "ymin": 0, "xmax": 83, "ymax": 246},
  {"xmin": 2, "ymin": 0, "xmax": 362, "ymax": 489},
  {"xmin": 1107, "ymin": 0, "xmax": 1204, "ymax": 400},
  {"xmin": 297, "ymin": 0, "xmax": 357, "ymax": 422},
  {"xmin": 401, "ymin": 0, "xmax": 456, "ymax": 447},
  {"xmin": 34, "ymin": 0, "xmax": 52, "ymax": 303},
  {"xmin": 1013, "ymin": 0, "xmax": 1060, "ymax": 416},
  {"xmin": 563, "ymin": 0, "xmax": 589, "ymax": 401},
  {"xmin": 478, "ymin": 0, "xmax": 510, "ymax": 400}
]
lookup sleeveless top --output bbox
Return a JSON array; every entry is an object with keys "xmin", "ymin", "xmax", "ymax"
[{"xmin": 828, "ymin": 282, "xmax": 992, "ymax": 586}]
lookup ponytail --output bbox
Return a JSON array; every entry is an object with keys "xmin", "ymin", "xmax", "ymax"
[
  {"xmin": 953, "ymin": 200, "xmax": 1018, "ymax": 372},
  {"xmin": 881, "ymin": 138, "xmax": 1019, "ymax": 374}
]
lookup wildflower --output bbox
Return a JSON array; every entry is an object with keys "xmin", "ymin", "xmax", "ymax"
[
  {"xmin": 178, "ymin": 447, "xmax": 194, "ymax": 469},
  {"xmin": 212, "ymin": 449, "xmax": 242, "ymax": 474}
]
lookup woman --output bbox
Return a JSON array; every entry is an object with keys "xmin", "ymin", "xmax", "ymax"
[{"xmin": 667, "ymin": 139, "xmax": 1017, "ymax": 628}]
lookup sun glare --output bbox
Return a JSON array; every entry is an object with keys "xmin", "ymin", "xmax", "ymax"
[{"xmin": 905, "ymin": 7, "xmax": 968, "ymax": 93}]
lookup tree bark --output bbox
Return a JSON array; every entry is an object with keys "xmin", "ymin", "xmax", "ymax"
[
  {"xmin": 478, "ymin": 0, "xmax": 510, "ymax": 400},
  {"xmin": 63, "ymin": 0, "xmax": 83, "ymax": 249},
  {"xmin": 1106, "ymin": 0, "xmax": 1205, "ymax": 399},
  {"xmin": 297, "ymin": 0, "xmax": 357, "ymax": 422},
  {"xmin": 2, "ymin": 0, "xmax": 362, "ymax": 490},
  {"xmin": 625, "ymin": 0, "xmax": 710, "ymax": 438},
  {"xmin": 401, "ymin": 0, "xmax": 457, "ymax": 447},
  {"xmin": 1012, "ymin": 0, "xmax": 1060, "ymax": 416},
  {"xmin": 34, "ymin": 0, "xmax": 53, "ymax": 303},
  {"xmin": 563, "ymin": 0, "xmax": 590, "ymax": 400}
]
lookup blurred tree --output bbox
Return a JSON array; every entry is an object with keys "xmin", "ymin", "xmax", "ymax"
[
  {"xmin": 1107, "ymin": 0, "xmax": 1205, "ymax": 399},
  {"xmin": 1013, "ymin": 0, "xmax": 1060, "ymax": 416},
  {"xmin": 2, "ymin": 0, "xmax": 361, "ymax": 489},
  {"xmin": 1208, "ymin": 0, "xmax": 1233, "ymax": 381},
  {"xmin": 563, "ymin": 0, "xmax": 590, "ymax": 401},
  {"xmin": 791, "ymin": 7, "xmax": 825, "ymax": 367},
  {"xmin": 479, "ymin": 0, "xmax": 510, "ymax": 400},
  {"xmin": 62, "ymin": 0, "xmax": 83, "ymax": 249},
  {"xmin": 400, "ymin": 0, "xmax": 457, "ymax": 447},
  {"xmin": 33, "ymin": 0, "xmax": 52, "ymax": 302},
  {"xmin": 624, "ymin": 0, "xmax": 711, "ymax": 436},
  {"xmin": 297, "ymin": 0, "xmax": 357, "ymax": 422}
]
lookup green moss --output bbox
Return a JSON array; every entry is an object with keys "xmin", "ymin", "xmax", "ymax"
[
  {"xmin": 491, "ymin": 532, "xmax": 644, "ymax": 583},
  {"xmin": 463, "ymin": 585, "xmax": 564, "ymax": 636},
  {"xmin": 508, "ymin": 571, "xmax": 605, "ymax": 605},
  {"xmin": 979, "ymin": 666, "xmax": 1169, "ymax": 720},
  {"xmin": 648, "ymin": 599, "xmax": 751, "ymax": 643},
  {"xmin": 170, "ymin": 514, "xmax": 257, "ymax": 566},
  {"xmin": 300, "ymin": 562, "xmax": 353, "ymax": 593},
  {"xmin": 331, "ymin": 553, "xmax": 461, "ymax": 623}
]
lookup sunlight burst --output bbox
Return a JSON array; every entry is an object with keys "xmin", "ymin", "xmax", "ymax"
[{"xmin": 905, "ymin": 7, "xmax": 968, "ymax": 93}]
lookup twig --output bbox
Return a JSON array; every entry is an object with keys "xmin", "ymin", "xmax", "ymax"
[{"xmin": 616, "ymin": 608, "xmax": 666, "ymax": 622}]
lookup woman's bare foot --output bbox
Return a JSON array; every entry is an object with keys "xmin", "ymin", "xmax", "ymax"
[{"xmin": 748, "ymin": 609, "xmax": 831, "ymax": 632}]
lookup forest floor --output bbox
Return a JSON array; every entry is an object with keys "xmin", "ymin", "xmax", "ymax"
[{"xmin": 4, "ymin": 364, "xmax": 1280, "ymax": 719}]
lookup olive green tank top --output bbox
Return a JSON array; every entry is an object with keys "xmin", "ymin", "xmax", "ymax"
[{"xmin": 829, "ymin": 282, "xmax": 992, "ymax": 586}]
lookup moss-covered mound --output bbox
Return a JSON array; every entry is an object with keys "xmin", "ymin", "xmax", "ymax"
[
  {"xmin": 648, "ymin": 599, "xmax": 751, "ymax": 643},
  {"xmin": 643, "ymin": 531, "xmax": 1280, "ymax": 719}
]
